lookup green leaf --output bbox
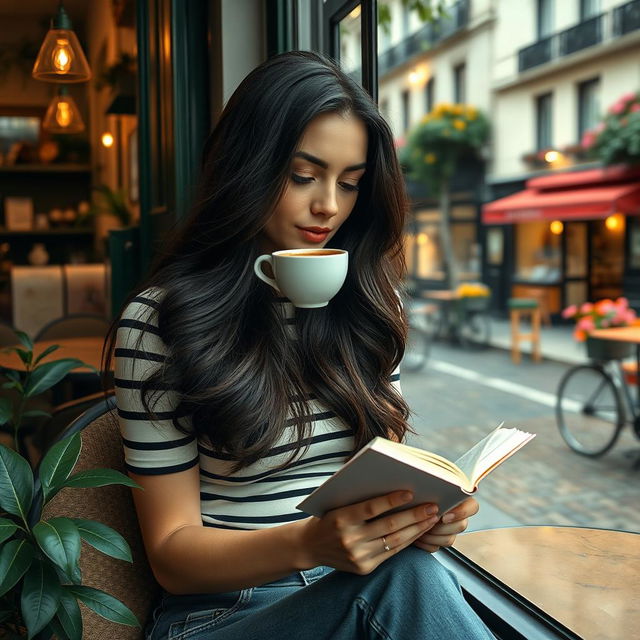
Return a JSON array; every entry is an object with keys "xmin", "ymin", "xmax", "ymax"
[
  {"xmin": 0, "ymin": 539, "xmax": 34, "ymax": 597},
  {"xmin": 20, "ymin": 558, "xmax": 62, "ymax": 638},
  {"xmin": 1, "ymin": 381, "xmax": 19, "ymax": 390},
  {"xmin": 0, "ymin": 518, "xmax": 18, "ymax": 545},
  {"xmin": 33, "ymin": 344, "xmax": 60, "ymax": 366},
  {"xmin": 33, "ymin": 518, "xmax": 81, "ymax": 584},
  {"xmin": 67, "ymin": 585, "xmax": 139, "ymax": 627},
  {"xmin": 0, "ymin": 444, "xmax": 34, "ymax": 521},
  {"xmin": 24, "ymin": 359, "xmax": 86, "ymax": 398},
  {"xmin": 14, "ymin": 348, "xmax": 32, "ymax": 367},
  {"xmin": 39, "ymin": 433, "xmax": 81, "ymax": 503},
  {"xmin": 63, "ymin": 468, "xmax": 141, "ymax": 490},
  {"xmin": 72, "ymin": 519, "xmax": 132, "ymax": 563},
  {"xmin": 0, "ymin": 397, "xmax": 11, "ymax": 426},
  {"xmin": 14, "ymin": 330, "xmax": 33, "ymax": 351},
  {"xmin": 56, "ymin": 586, "xmax": 83, "ymax": 640}
]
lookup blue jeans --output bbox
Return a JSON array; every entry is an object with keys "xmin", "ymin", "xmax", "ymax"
[{"xmin": 146, "ymin": 547, "xmax": 495, "ymax": 639}]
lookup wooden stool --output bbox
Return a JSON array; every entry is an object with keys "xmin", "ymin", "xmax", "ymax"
[{"xmin": 508, "ymin": 298, "xmax": 541, "ymax": 364}]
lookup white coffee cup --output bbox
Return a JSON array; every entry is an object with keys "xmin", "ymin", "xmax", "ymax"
[{"xmin": 253, "ymin": 248, "xmax": 348, "ymax": 308}]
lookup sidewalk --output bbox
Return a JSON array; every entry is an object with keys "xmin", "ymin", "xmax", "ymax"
[{"xmin": 488, "ymin": 316, "xmax": 586, "ymax": 365}]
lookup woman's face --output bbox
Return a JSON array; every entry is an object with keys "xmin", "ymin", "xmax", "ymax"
[{"xmin": 261, "ymin": 111, "xmax": 368, "ymax": 253}]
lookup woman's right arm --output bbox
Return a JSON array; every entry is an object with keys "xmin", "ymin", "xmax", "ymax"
[{"xmin": 116, "ymin": 294, "xmax": 439, "ymax": 595}]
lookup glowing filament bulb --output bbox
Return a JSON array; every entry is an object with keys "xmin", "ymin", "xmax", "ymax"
[
  {"xmin": 53, "ymin": 39, "xmax": 72, "ymax": 73},
  {"xmin": 55, "ymin": 101, "xmax": 72, "ymax": 127}
]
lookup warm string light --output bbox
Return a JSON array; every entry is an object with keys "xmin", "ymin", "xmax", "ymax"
[
  {"xmin": 549, "ymin": 220, "xmax": 564, "ymax": 235},
  {"xmin": 544, "ymin": 150, "xmax": 559, "ymax": 163},
  {"xmin": 101, "ymin": 132, "xmax": 114, "ymax": 148},
  {"xmin": 605, "ymin": 213, "xmax": 624, "ymax": 231}
]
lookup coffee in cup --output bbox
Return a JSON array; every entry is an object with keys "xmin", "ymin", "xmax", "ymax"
[{"xmin": 253, "ymin": 248, "xmax": 348, "ymax": 308}]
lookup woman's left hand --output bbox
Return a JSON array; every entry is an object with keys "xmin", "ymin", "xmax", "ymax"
[{"xmin": 412, "ymin": 497, "xmax": 479, "ymax": 553}]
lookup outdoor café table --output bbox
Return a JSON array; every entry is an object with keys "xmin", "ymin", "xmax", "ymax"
[
  {"xmin": 0, "ymin": 337, "xmax": 110, "ymax": 373},
  {"xmin": 453, "ymin": 526, "xmax": 640, "ymax": 640},
  {"xmin": 419, "ymin": 289, "xmax": 461, "ymax": 342},
  {"xmin": 589, "ymin": 325, "xmax": 640, "ymax": 410}
]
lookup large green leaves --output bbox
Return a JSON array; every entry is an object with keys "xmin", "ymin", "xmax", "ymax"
[
  {"xmin": 39, "ymin": 433, "xmax": 82, "ymax": 503},
  {"xmin": 0, "ymin": 539, "xmax": 34, "ymax": 597},
  {"xmin": 21, "ymin": 558, "xmax": 62, "ymax": 638},
  {"xmin": 0, "ymin": 517, "xmax": 18, "ymax": 545},
  {"xmin": 64, "ymin": 468, "xmax": 140, "ymax": 490},
  {"xmin": 67, "ymin": 585, "xmax": 139, "ymax": 627},
  {"xmin": 55, "ymin": 586, "xmax": 83, "ymax": 640},
  {"xmin": 13, "ymin": 330, "xmax": 33, "ymax": 351},
  {"xmin": 33, "ymin": 518, "xmax": 81, "ymax": 584},
  {"xmin": 0, "ymin": 397, "xmax": 12, "ymax": 426},
  {"xmin": 33, "ymin": 344, "xmax": 60, "ymax": 366},
  {"xmin": 0, "ymin": 444, "xmax": 33, "ymax": 521},
  {"xmin": 72, "ymin": 519, "xmax": 132, "ymax": 563},
  {"xmin": 24, "ymin": 359, "xmax": 86, "ymax": 398}
]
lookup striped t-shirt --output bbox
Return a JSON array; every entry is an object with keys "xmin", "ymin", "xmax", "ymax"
[{"xmin": 115, "ymin": 288, "xmax": 401, "ymax": 530}]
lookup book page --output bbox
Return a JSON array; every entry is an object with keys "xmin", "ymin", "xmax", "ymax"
[{"xmin": 454, "ymin": 424, "xmax": 535, "ymax": 487}]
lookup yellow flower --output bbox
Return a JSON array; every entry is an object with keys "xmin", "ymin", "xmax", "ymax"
[
  {"xmin": 453, "ymin": 119, "xmax": 467, "ymax": 131},
  {"xmin": 452, "ymin": 104, "xmax": 464, "ymax": 115},
  {"xmin": 420, "ymin": 114, "xmax": 431, "ymax": 124},
  {"xmin": 424, "ymin": 153, "xmax": 437, "ymax": 164},
  {"xmin": 466, "ymin": 105, "xmax": 478, "ymax": 119}
]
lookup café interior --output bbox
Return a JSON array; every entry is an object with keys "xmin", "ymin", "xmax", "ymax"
[{"xmin": 0, "ymin": 2, "xmax": 636, "ymax": 639}]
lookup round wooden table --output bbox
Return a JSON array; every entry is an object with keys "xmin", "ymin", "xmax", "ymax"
[
  {"xmin": 0, "ymin": 337, "xmax": 111, "ymax": 372},
  {"xmin": 455, "ymin": 526, "xmax": 640, "ymax": 640}
]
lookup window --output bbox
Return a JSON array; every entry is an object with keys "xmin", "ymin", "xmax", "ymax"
[
  {"xmin": 379, "ymin": 98, "xmax": 389, "ymax": 121},
  {"xmin": 578, "ymin": 77, "xmax": 600, "ymax": 140},
  {"xmin": 535, "ymin": 92, "xmax": 553, "ymax": 150},
  {"xmin": 401, "ymin": 89, "xmax": 410, "ymax": 132},
  {"xmin": 453, "ymin": 63, "xmax": 466, "ymax": 104},
  {"xmin": 402, "ymin": 3, "xmax": 411, "ymax": 37},
  {"xmin": 580, "ymin": 0, "xmax": 600, "ymax": 20},
  {"xmin": 537, "ymin": 0, "xmax": 553, "ymax": 38},
  {"xmin": 425, "ymin": 76, "xmax": 435, "ymax": 114}
]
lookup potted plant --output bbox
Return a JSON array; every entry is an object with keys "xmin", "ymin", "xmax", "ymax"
[
  {"xmin": 581, "ymin": 90, "xmax": 640, "ymax": 166},
  {"xmin": 562, "ymin": 297, "xmax": 637, "ymax": 361},
  {"xmin": 0, "ymin": 330, "xmax": 140, "ymax": 639}
]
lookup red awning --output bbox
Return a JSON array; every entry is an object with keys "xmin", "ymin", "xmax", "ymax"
[{"xmin": 483, "ymin": 167, "xmax": 640, "ymax": 224}]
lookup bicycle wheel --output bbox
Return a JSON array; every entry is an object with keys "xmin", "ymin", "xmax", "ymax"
[
  {"xmin": 458, "ymin": 311, "xmax": 491, "ymax": 350},
  {"xmin": 556, "ymin": 364, "xmax": 624, "ymax": 457},
  {"xmin": 402, "ymin": 307, "xmax": 433, "ymax": 372}
]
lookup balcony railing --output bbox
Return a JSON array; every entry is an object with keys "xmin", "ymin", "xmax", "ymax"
[
  {"xmin": 518, "ymin": 1, "xmax": 640, "ymax": 73},
  {"xmin": 378, "ymin": 0, "xmax": 470, "ymax": 76},
  {"xmin": 613, "ymin": 0, "xmax": 640, "ymax": 36},
  {"xmin": 518, "ymin": 36, "xmax": 553, "ymax": 71}
]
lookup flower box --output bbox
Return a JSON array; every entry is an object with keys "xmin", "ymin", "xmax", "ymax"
[{"xmin": 585, "ymin": 336, "xmax": 633, "ymax": 361}]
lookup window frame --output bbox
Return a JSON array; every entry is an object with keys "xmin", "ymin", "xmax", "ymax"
[
  {"xmin": 453, "ymin": 62, "xmax": 466, "ymax": 104},
  {"xmin": 536, "ymin": 0, "xmax": 554, "ymax": 39},
  {"xmin": 577, "ymin": 77, "xmax": 600, "ymax": 141},
  {"xmin": 535, "ymin": 92, "xmax": 553, "ymax": 150}
]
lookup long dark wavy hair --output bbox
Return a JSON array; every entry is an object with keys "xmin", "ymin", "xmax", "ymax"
[{"xmin": 104, "ymin": 50, "xmax": 411, "ymax": 469}]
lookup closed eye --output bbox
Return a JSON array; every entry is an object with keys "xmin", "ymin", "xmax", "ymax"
[
  {"xmin": 339, "ymin": 182, "xmax": 360, "ymax": 192},
  {"xmin": 291, "ymin": 173, "xmax": 313, "ymax": 184}
]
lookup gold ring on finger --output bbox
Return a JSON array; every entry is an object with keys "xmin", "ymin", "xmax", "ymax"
[{"xmin": 381, "ymin": 536, "xmax": 391, "ymax": 552}]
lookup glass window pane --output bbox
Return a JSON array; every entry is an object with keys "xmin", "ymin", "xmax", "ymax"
[
  {"xmin": 537, "ymin": 0, "xmax": 553, "ymax": 38},
  {"xmin": 515, "ymin": 221, "xmax": 562, "ymax": 283},
  {"xmin": 578, "ymin": 78, "xmax": 600, "ymax": 140},
  {"xmin": 565, "ymin": 222, "xmax": 588, "ymax": 278},
  {"xmin": 536, "ymin": 93, "xmax": 553, "ymax": 149},
  {"xmin": 337, "ymin": 4, "xmax": 362, "ymax": 86}
]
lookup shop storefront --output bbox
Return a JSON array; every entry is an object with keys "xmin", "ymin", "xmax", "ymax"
[{"xmin": 482, "ymin": 166, "xmax": 640, "ymax": 318}]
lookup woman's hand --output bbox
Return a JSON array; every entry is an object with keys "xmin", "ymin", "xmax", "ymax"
[
  {"xmin": 295, "ymin": 491, "xmax": 440, "ymax": 575},
  {"xmin": 413, "ymin": 497, "xmax": 479, "ymax": 553}
]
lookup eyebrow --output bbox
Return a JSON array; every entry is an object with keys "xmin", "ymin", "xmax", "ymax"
[{"xmin": 294, "ymin": 151, "xmax": 367, "ymax": 172}]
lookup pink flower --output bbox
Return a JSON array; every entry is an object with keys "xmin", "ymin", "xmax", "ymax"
[
  {"xmin": 609, "ymin": 101, "xmax": 626, "ymax": 115},
  {"xmin": 581, "ymin": 302, "xmax": 594, "ymax": 314},
  {"xmin": 631, "ymin": 104, "xmax": 640, "ymax": 113},
  {"xmin": 600, "ymin": 318, "xmax": 610, "ymax": 328},
  {"xmin": 620, "ymin": 92, "xmax": 637, "ymax": 104},
  {"xmin": 625, "ymin": 309, "xmax": 637, "ymax": 324},
  {"xmin": 562, "ymin": 304, "xmax": 578, "ymax": 319},
  {"xmin": 595, "ymin": 122, "xmax": 606, "ymax": 133},
  {"xmin": 617, "ymin": 297, "xmax": 629, "ymax": 308},
  {"xmin": 394, "ymin": 136, "xmax": 406, "ymax": 149},
  {"xmin": 577, "ymin": 316, "xmax": 595, "ymax": 332},
  {"xmin": 581, "ymin": 130, "xmax": 596, "ymax": 149}
]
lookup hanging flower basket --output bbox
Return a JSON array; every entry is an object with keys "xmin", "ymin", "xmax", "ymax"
[{"xmin": 585, "ymin": 336, "xmax": 633, "ymax": 361}]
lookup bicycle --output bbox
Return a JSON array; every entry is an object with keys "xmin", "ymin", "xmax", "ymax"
[
  {"xmin": 402, "ymin": 297, "xmax": 438, "ymax": 372},
  {"xmin": 555, "ymin": 337, "xmax": 640, "ymax": 460}
]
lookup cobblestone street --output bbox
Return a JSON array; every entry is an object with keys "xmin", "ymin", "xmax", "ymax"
[{"xmin": 401, "ymin": 337, "xmax": 640, "ymax": 534}]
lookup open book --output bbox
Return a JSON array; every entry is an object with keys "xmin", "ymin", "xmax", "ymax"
[{"xmin": 297, "ymin": 423, "xmax": 535, "ymax": 518}]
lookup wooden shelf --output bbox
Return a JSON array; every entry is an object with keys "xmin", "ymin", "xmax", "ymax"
[
  {"xmin": 0, "ymin": 164, "xmax": 91, "ymax": 174},
  {"xmin": 0, "ymin": 228, "xmax": 94, "ymax": 237}
]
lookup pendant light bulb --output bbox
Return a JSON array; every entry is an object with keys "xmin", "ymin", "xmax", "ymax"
[
  {"xmin": 43, "ymin": 87, "xmax": 85, "ymax": 133},
  {"xmin": 32, "ymin": 2, "xmax": 91, "ymax": 83}
]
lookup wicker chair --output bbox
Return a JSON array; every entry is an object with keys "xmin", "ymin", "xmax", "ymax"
[{"xmin": 36, "ymin": 395, "xmax": 160, "ymax": 639}]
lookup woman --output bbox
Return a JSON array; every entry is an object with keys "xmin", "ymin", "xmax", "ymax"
[{"xmin": 108, "ymin": 51, "xmax": 493, "ymax": 639}]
